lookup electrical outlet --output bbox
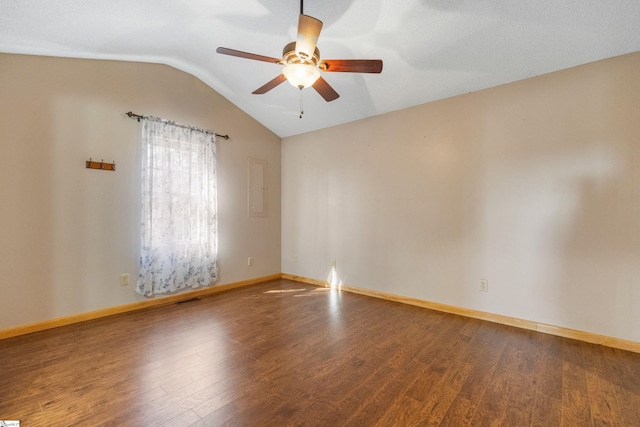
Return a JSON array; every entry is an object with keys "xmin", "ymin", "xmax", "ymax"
[
  {"xmin": 248, "ymin": 257, "xmax": 253, "ymax": 266},
  {"xmin": 480, "ymin": 279, "xmax": 488, "ymax": 292},
  {"xmin": 120, "ymin": 274, "xmax": 129, "ymax": 286}
]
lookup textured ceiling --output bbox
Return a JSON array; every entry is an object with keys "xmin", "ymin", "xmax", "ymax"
[{"xmin": 1, "ymin": 0, "xmax": 640, "ymax": 138}]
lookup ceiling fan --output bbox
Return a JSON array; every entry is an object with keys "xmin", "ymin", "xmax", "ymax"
[{"xmin": 216, "ymin": 0, "xmax": 382, "ymax": 106}]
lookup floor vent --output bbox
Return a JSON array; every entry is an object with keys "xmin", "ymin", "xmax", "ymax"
[{"xmin": 176, "ymin": 297, "xmax": 201, "ymax": 305}]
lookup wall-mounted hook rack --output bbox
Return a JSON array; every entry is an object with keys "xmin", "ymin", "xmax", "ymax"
[{"xmin": 86, "ymin": 158, "xmax": 116, "ymax": 171}]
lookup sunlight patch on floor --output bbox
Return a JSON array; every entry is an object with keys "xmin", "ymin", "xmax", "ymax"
[
  {"xmin": 263, "ymin": 287, "xmax": 333, "ymax": 297},
  {"xmin": 327, "ymin": 266, "xmax": 342, "ymax": 290},
  {"xmin": 263, "ymin": 289, "xmax": 307, "ymax": 294}
]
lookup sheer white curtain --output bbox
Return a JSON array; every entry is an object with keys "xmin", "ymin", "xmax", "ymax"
[{"xmin": 136, "ymin": 117, "xmax": 218, "ymax": 297}]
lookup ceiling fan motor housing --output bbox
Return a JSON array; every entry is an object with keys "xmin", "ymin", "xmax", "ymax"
[{"xmin": 283, "ymin": 41, "xmax": 320, "ymax": 66}]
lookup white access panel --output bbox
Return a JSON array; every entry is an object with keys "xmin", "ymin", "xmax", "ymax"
[{"xmin": 248, "ymin": 157, "xmax": 268, "ymax": 217}]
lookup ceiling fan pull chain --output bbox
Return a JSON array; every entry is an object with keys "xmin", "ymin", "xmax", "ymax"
[{"xmin": 299, "ymin": 87, "xmax": 304, "ymax": 118}]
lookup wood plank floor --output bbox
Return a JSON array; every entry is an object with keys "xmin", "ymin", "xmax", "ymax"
[{"xmin": 1, "ymin": 279, "xmax": 639, "ymax": 426}]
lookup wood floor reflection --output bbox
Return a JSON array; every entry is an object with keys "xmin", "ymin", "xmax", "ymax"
[{"xmin": 1, "ymin": 279, "xmax": 639, "ymax": 426}]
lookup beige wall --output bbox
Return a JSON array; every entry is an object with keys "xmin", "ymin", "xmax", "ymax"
[
  {"xmin": 0, "ymin": 53, "xmax": 281, "ymax": 330},
  {"xmin": 2, "ymin": 51, "xmax": 638, "ymax": 342},
  {"xmin": 282, "ymin": 52, "xmax": 640, "ymax": 342}
]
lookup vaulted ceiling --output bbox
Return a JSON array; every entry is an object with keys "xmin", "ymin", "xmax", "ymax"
[{"xmin": 2, "ymin": 0, "xmax": 640, "ymax": 137}]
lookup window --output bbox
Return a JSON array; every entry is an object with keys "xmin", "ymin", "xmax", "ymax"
[{"xmin": 136, "ymin": 118, "xmax": 218, "ymax": 296}]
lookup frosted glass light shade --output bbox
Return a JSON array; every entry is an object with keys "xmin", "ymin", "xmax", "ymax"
[{"xmin": 283, "ymin": 63, "xmax": 321, "ymax": 89}]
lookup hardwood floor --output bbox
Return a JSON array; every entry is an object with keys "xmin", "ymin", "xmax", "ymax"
[{"xmin": 1, "ymin": 279, "xmax": 639, "ymax": 426}]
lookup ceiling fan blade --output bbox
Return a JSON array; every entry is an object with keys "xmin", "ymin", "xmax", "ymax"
[
  {"xmin": 319, "ymin": 59, "xmax": 383, "ymax": 73},
  {"xmin": 312, "ymin": 76, "xmax": 339, "ymax": 102},
  {"xmin": 252, "ymin": 74, "xmax": 288, "ymax": 94},
  {"xmin": 216, "ymin": 47, "xmax": 282, "ymax": 64},
  {"xmin": 295, "ymin": 14, "xmax": 323, "ymax": 62}
]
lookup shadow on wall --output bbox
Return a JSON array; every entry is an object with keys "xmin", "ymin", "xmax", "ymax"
[
  {"xmin": 556, "ymin": 151, "xmax": 635, "ymax": 338},
  {"xmin": 0, "ymin": 89, "xmax": 56, "ymax": 328},
  {"xmin": 482, "ymin": 124, "xmax": 635, "ymax": 338}
]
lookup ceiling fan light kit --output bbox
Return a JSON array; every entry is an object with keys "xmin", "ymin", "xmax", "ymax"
[
  {"xmin": 281, "ymin": 40, "xmax": 321, "ymax": 89},
  {"xmin": 216, "ymin": 0, "xmax": 383, "ymax": 114},
  {"xmin": 283, "ymin": 63, "xmax": 321, "ymax": 89}
]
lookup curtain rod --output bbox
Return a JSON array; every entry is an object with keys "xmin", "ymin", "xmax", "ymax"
[{"xmin": 125, "ymin": 111, "xmax": 230, "ymax": 140}]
